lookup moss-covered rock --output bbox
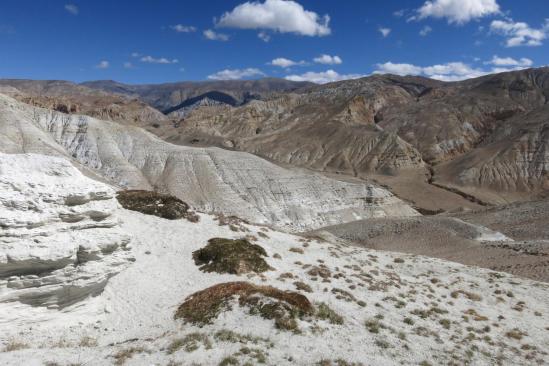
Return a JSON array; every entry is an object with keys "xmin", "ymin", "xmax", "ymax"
[
  {"xmin": 116, "ymin": 190, "xmax": 199, "ymax": 221},
  {"xmin": 174, "ymin": 281, "xmax": 313, "ymax": 331},
  {"xmin": 193, "ymin": 238, "xmax": 272, "ymax": 274}
]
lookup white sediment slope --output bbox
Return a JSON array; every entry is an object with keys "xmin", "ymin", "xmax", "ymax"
[
  {"xmin": 0, "ymin": 153, "xmax": 547, "ymax": 365},
  {"xmin": 0, "ymin": 153, "xmax": 133, "ymax": 310},
  {"xmin": 0, "ymin": 92, "xmax": 418, "ymax": 232}
]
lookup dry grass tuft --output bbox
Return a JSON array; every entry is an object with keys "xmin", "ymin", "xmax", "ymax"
[
  {"xmin": 167, "ymin": 333, "xmax": 212, "ymax": 354},
  {"xmin": 315, "ymin": 302, "xmax": 344, "ymax": 324},
  {"xmin": 113, "ymin": 346, "xmax": 148, "ymax": 365},
  {"xmin": 450, "ymin": 290, "xmax": 482, "ymax": 301},
  {"xmin": 2, "ymin": 340, "xmax": 28, "ymax": 352}
]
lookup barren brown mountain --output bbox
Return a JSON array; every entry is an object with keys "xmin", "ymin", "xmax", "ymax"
[
  {"xmin": 144, "ymin": 68, "xmax": 548, "ymax": 209},
  {"xmin": 2, "ymin": 68, "xmax": 547, "ymax": 212},
  {"xmin": 0, "ymin": 79, "xmax": 168, "ymax": 129}
]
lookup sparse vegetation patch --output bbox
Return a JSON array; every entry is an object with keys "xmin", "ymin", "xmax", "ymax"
[
  {"xmin": 192, "ymin": 238, "xmax": 273, "ymax": 274},
  {"xmin": 315, "ymin": 302, "xmax": 344, "ymax": 325},
  {"xmin": 167, "ymin": 333, "xmax": 212, "ymax": 354},
  {"xmin": 116, "ymin": 190, "xmax": 199, "ymax": 221},
  {"xmin": 175, "ymin": 281, "xmax": 313, "ymax": 331}
]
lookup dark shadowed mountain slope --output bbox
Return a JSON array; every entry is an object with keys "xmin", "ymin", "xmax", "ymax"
[{"xmin": 81, "ymin": 78, "xmax": 313, "ymax": 113}]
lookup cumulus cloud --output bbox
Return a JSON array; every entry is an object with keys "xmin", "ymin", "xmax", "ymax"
[
  {"xmin": 203, "ymin": 29, "xmax": 230, "ymax": 41},
  {"xmin": 285, "ymin": 70, "xmax": 363, "ymax": 84},
  {"xmin": 64, "ymin": 4, "xmax": 79, "ymax": 15},
  {"xmin": 140, "ymin": 55, "xmax": 179, "ymax": 64},
  {"xmin": 422, "ymin": 62, "xmax": 487, "ymax": 80},
  {"xmin": 415, "ymin": 0, "xmax": 500, "ymax": 24},
  {"xmin": 374, "ymin": 57, "xmax": 535, "ymax": 81},
  {"xmin": 95, "ymin": 60, "xmax": 109, "ymax": 69},
  {"xmin": 375, "ymin": 61, "xmax": 486, "ymax": 81},
  {"xmin": 208, "ymin": 68, "xmax": 265, "ymax": 80},
  {"xmin": 170, "ymin": 24, "xmax": 196, "ymax": 33},
  {"xmin": 313, "ymin": 54, "xmax": 342, "ymax": 65},
  {"xmin": 490, "ymin": 19, "xmax": 549, "ymax": 47},
  {"xmin": 258, "ymin": 31, "xmax": 271, "ymax": 42},
  {"xmin": 375, "ymin": 62, "xmax": 423, "ymax": 76},
  {"xmin": 379, "ymin": 27, "xmax": 391, "ymax": 37},
  {"xmin": 216, "ymin": 0, "xmax": 331, "ymax": 37},
  {"xmin": 419, "ymin": 25, "xmax": 432, "ymax": 36},
  {"xmin": 270, "ymin": 57, "xmax": 305, "ymax": 68},
  {"xmin": 485, "ymin": 55, "xmax": 533, "ymax": 67},
  {"xmin": 123, "ymin": 62, "xmax": 134, "ymax": 69}
]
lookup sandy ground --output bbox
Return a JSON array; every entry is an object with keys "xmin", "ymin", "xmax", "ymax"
[
  {"xmin": 317, "ymin": 205, "xmax": 549, "ymax": 283},
  {"xmin": 369, "ymin": 169, "xmax": 484, "ymax": 213},
  {"xmin": 452, "ymin": 199, "xmax": 549, "ymax": 241}
]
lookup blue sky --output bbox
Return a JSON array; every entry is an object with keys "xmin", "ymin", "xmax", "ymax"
[{"xmin": 0, "ymin": 0, "xmax": 548, "ymax": 83}]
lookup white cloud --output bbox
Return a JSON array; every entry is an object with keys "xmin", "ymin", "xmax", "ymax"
[
  {"xmin": 379, "ymin": 27, "xmax": 391, "ymax": 37},
  {"xmin": 393, "ymin": 9, "xmax": 406, "ymax": 18},
  {"xmin": 64, "ymin": 4, "xmax": 79, "ymax": 15},
  {"xmin": 375, "ymin": 61, "xmax": 482, "ymax": 81},
  {"xmin": 131, "ymin": 52, "xmax": 141, "ymax": 58},
  {"xmin": 216, "ymin": 0, "xmax": 331, "ymax": 37},
  {"xmin": 270, "ymin": 57, "xmax": 305, "ymax": 68},
  {"xmin": 313, "ymin": 54, "xmax": 342, "ymax": 65},
  {"xmin": 258, "ymin": 31, "xmax": 271, "ymax": 42},
  {"xmin": 140, "ymin": 55, "xmax": 179, "ymax": 64},
  {"xmin": 375, "ymin": 62, "xmax": 423, "ymax": 76},
  {"xmin": 415, "ymin": 0, "xmax": 500, "ymax": 24},
  {"xmin": 490, "ymin": 19, "xmax": 549, "ymax": 47},
  {"xmin": 285, "ymin": 70, "xmax": 363, "ymax": 84},
  {"xmin": 423, "ymin": 62, "xmax": 487, "ymax": 80},
  {"xmin": 208, "ymin": 68, "xmax": 265, "ymax": 80},
  {"xmin": 374, "ymin": 58, "xmax": 535, "ymax": 81},
  {"xmin": 203, "ymin": 29, "xmax": 230, "ymax": 41},
  {"xmin": 95, "ymin": 60, "xmax": 109, "ymax": 69},
  {"xmin": 485, "ymin": 55, "xmax": 533, "ymax": 67},
  {"xmin": 123, "ymin": 62, "xmax": 134, "ymax": 69},
  {"xmin": 419, "ymin": 25, "xmax": 432, "ymax": 36},
  {"xmin": 170, "ymin": 24, "xmax": 197, "ymax": 33}
]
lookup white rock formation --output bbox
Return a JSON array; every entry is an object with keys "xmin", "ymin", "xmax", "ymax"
[
  {"xmin": 0, "ymin": 93, "xmax": 418, "ymax": 232},
  {"xmin": 0, "ymin": 153, "xmax": 133, "ymax": 308}
]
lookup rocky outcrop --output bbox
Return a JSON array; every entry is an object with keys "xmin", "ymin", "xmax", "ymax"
[
  {"xmin": 0, "ymin": 93, "xmax": 418, "ymax": 232},
  {"xmin": 0, "ymin": 153, "xmax": 133, "ymax": 308}
]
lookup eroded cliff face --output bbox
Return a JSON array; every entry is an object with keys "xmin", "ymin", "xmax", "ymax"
[
  {"xmin": 0, "ymin": 93, "xmax": 418, "ymax": 232},
  {"xmin": 0, "ymin": 153, "xmax": 133, "ymax": 308},
  {"xmin": 435, "ymin": 104, "xmax": 549, "ymax": 197}
]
